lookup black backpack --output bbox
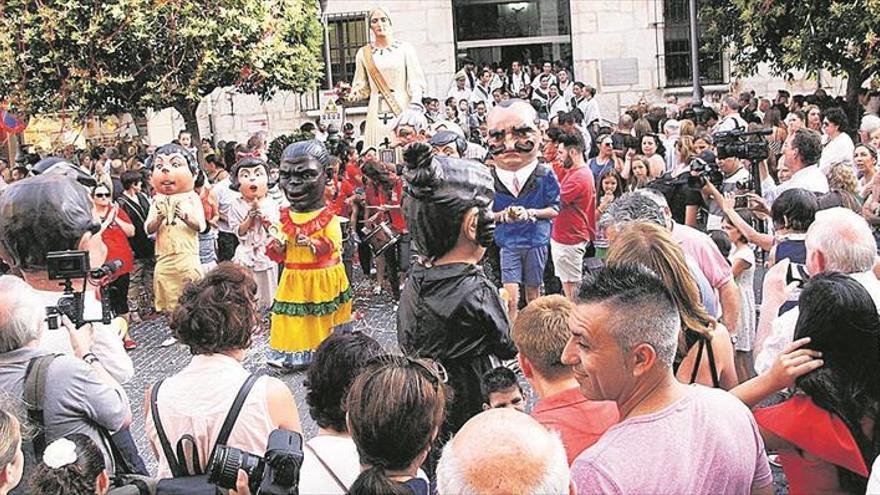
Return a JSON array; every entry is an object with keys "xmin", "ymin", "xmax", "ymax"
[{"xmin": 150, "ymin": 374, "xmax": 259, "ymax": 495}]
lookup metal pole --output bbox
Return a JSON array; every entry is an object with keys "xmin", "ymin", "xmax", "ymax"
[{"xmin": 688, "ymin": 0, "xmax": 701, "ymax": 103}]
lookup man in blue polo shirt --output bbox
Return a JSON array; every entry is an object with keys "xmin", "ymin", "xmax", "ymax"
[{"xmin": 488, "ymin": 99, "xmax": 560, "ymax": 323}]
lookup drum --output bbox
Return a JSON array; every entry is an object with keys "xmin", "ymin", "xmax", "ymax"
[
  {"xmin": 363, "ymin": 221, "xmax": 400, "ymax": 256},
  {"xmin": 338, "ymin": 216, "xmax": 351, "ymax": 243}
]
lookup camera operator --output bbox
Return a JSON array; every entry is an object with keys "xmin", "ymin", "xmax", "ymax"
[
  {"xmin": 0, "ymin": 275, "xmax": 132, "ymax": 488},
  {"xmin": 761, "ymin": 129, "xmax": 828, "ymax": 204},
  {"xmin": 0, "ymin": 174, "xmax": 133, "ymax": 384},
  {"xmin": 714, "ymin": 97, "xmax": 748, "ymax": 133},
  {"xmin": 702, "ymin": 154, "xmax": 751, "ymax": 231}
]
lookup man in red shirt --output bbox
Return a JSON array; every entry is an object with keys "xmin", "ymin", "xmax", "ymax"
[
  {"xmin": 361, "ymin": 159, "xmax": 407, "ymax": 300},
  {"xmin": 512, "ymin": 295, "xmax": 618, "ymax": 465},
  {"xmin": 550, "ymin": 132, "xmax": 595, "ymax": 299}
]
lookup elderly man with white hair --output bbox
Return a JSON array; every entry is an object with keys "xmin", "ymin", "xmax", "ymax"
[
  {"xmin": 755, "ymin": 207, "xmax": 880, "ymax": 374},
  {"xmin": 0, "ymin": 275, "xmax": 132, "ymax": 477},
  {"xmin": 861, "ymin": 114, "xmax": 880, "ymax": 144},
  {"xmin": 436, "ymin": 408, "xmax": 571, "ymax": 495}
]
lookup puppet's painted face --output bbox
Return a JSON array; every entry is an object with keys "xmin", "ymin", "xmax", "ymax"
[
  {"xmin": 238, "ymin": 165, "xmax": 268, "ymax": 201},
  {"xmin": 151, "ymin": 152, "xmax": 195, "ymax": 195},
  {"xmin": 280, "ymin": 157, "xmax": 326, "ymax": 212},
  {"xmin": 486, "ymin": 103, "xmax": 540, "ymax": 172}
]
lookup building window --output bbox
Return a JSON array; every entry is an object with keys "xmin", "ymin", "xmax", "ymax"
[
  {"xmin": 324, "ymin": 12, "xmax": 369, "ymax": 88},
  {"xmin": 453, "ymin": 0, "xmax": 573, "ymax": 73},
  {"xmin": 663, "ymin": 0, "xmax": 724, "ymax": 88}
]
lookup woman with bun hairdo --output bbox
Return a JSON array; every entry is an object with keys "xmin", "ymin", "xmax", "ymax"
[
  {"xmin": 397, "ymin": 143, "xmax": 517, "ymax": 444},
  {"xmin": 30, "ymin": 434, "xmax": 110, "ymax": 495}
]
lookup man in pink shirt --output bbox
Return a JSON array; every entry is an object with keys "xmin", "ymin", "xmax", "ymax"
[
  {"xmin": 512, "ymin": 294, "xmax": 618, "ymax": 465},
  {"xmin": 562, "ymin": 264, "xmax": 772, "ymax": 494},
  {"xmin": 550, "ymin": 132, "xmax": 596, "ymax": 300}
]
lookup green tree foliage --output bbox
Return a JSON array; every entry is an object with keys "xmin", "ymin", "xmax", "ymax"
[
  {"xmin": 0, "ymin": 0, "xmax": 325, "ymax": 142},
  {"xmin": 701, "ymin": 0, "xmax": 880, "ymax": 121}
]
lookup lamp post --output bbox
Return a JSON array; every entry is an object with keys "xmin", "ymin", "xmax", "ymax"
[{"xmin": 688, "ymin": 0, "xmax": 702, "ymax": 104}]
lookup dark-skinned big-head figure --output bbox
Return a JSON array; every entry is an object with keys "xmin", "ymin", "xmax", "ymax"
[
  {"xmin": 267, "ymin": 140, "xmax": 353, "ymax": 370},
  {"xmin": 145, "ymin": 143, "xmax": 206, "ymax": 313},
  {"xmin": 397, "ymin": 143, "xmax": 517, "ymax": 453}
]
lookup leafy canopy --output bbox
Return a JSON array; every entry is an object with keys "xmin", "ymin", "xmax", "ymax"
[
  {"xmin": 701, "ymin": 0, "xmax": 880, "ymax": 82},
  {"xmin": 0, "ymin": 0, "xmax": 325, "ymax": 119}
]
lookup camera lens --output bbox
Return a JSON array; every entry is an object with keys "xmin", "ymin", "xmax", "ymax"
[{"xmin": 208, "ymin": 445, "xmax": 265, "ymax": 490}]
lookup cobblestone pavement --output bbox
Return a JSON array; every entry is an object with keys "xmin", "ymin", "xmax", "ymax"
[
  {"xmin": 123, "ymin": 274, "xmax": 400, "ymax": 475},
  {"xmin": 123, "ymin": 266, "xmax": 787, "ymax": 492}
]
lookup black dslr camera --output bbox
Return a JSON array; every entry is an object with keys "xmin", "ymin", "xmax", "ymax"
[
  {"xmin": 687, "ymin": 156, "xmax": 724, "ymax": 189},
  {"xmin": 714, "ymin": 128, "xmax": 772, "ymax": 162},
  {"xmin": 208, "ymin": 429, "xmax": 304, "ymax": 495},
  {"xmin": 45, "ymin": 251, "xmax": 118, "ymax": 329}
]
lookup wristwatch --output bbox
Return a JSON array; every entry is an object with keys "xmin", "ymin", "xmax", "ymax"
[{"xmin": 82, "ymin": 353, "xmax": 100, "ymax": 365}]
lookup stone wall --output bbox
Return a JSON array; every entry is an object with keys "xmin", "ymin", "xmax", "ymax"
[{"xmin": 145, "ymin": 0, "xmax": 853, "ymax": 143}]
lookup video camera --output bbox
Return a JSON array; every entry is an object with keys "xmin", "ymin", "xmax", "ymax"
[
  {"xmin": 687, "ymin": 155, "xmax": 724, "ymax": 189},
  {"xmin": 45, "ymin": 251, "xmax": 119, "ymax": 330},
  {"xmin": 713, "ymin": 128, "xmax": 771, "ymax": 162},
  {"xmin": 208, "ymin": 429, "xmax": 304, "ymax": 495}
]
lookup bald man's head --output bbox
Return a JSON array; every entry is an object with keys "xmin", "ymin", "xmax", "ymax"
[{"xmin": 437, "ymin": 408, "xmax": 570, "ymax": 495}]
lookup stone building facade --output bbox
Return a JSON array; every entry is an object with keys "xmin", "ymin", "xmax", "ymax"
[{"xmin": 148, "ymin": 0, "xmax": 841, "ymax": 144}]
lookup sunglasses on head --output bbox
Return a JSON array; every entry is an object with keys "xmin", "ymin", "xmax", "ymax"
[{"xmin": 365, "ymin": 354, "xmax": 449, "ymax": 386}]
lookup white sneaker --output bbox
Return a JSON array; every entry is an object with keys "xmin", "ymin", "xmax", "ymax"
[{"xmin": 160, "ymin": 337, "xmax": 177, "ymax": 347}]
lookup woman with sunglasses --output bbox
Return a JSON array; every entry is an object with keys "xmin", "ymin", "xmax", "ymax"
[
  {"xmin": 588, "ymin": 133, "xmax": 619, "ymax": 189},
  {"xmin": 91, "ymin": 183, "xmax": 137, "ymax": 349},
  {"xmin": 346, "ymin": 355, "xmax": 447, "ymax": 495}
]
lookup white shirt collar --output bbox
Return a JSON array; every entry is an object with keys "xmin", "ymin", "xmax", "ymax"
[{"xmin": 496, "ymin": 160, "xmax": 538, "ymax": 197}]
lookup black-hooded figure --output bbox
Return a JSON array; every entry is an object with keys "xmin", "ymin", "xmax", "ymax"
[
  {"xmin": 144, "ymin": 144, "xmax": 206, "ymax": 314},
  {"xmin": 266, "ymin": 140, "xmax": 353, "ymax": 371},
  {"xmin": 397, "ymin": 143, "xmax": 517, "ymax": 447}
]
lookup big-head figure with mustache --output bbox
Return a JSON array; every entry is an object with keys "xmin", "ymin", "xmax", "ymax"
[
  {"xmin": 487, "ymin": 99, "xmax": 560, "ymax": 323},
  {"xmin": 266, "ymin": 140, "xmax": 352, "ymax": 370},
  {"xmin": 145, "ymin": 143, "xmax": 206, "ymax": 313}
]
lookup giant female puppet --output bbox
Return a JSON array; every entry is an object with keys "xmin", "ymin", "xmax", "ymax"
[
  {"xmin": 145, "ymin": 144, "xmax": 206, "ymax": 313},
  {"xmin": 346, "ymin": 7, "xmax": 427, "ymax": 149},
  {"xmin": 229, "ymin": 157, "xmax": 280, "ymax": 310},
  {"xmin": 267, "ymin": 140, "xmax": 352, "ymax": 370}
]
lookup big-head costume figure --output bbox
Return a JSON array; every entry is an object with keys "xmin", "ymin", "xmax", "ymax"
[
  {"xmin": 397, "ymin": 143, "xmax": 517, "ymax": 440},
  {"xmin": 487, "ymin": 99, "xmax": 560, "ymax": 323},
  {"xmin": 268, "ymin": 140, "xmax": 352, "ymax": 370},
  {"xmin": 228, "ymin": 157, "xmax": 280, "ymax": 310},
  {"xmin": 145, "ymin": 143, "xmax": 206, "ymax": 313}
]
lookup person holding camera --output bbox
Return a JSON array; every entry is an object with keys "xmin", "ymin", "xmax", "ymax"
[
  {"xmin": 0, "ymin": 174, "xmax": 133, "ymax": 383},
  {"xmin": 144, "ymin": 263, "xmax": 301, "ymax": 479},
  {"xmin": 0, "ymin": 275, "xmax": 133, "ymax": 486},
  {"xmin": 702, "ymin": 154, "xmax": 751, "ymax": 231}
]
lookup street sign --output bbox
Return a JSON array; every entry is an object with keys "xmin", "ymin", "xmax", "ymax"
[{"xmin": 320, "ymin": 90, "xmax": 343, "ymax": 128}]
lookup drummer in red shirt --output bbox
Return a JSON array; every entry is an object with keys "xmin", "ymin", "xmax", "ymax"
[
  {"xmin": 361, "ymin": 159, "xmax": 408, "ymax": 300},
  {"xmin": 90, "ymin": 183, "xmax": 137, "ymax": 348}
]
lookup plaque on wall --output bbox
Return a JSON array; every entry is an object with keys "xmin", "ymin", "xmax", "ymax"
[{"xmin": 601, "ymin": 58, "xmax": 639, "ymax": 86}]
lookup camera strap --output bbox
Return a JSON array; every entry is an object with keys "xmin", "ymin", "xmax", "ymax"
[
  {"xmin": 305, "ymin": 443, "xmax": 348, "ymax": 492},
  {"xmin": 150, "ymin": 374, "xmax": 259, "ymax": 478},
  {"xmin": 23, "ymin": 353, "xmax": 60, "ymax": 457}
]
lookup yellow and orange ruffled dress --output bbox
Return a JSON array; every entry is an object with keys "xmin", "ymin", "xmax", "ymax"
[{"xmin": 269, "ymin": 207, "xmax": 352, "ymax": 367}]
